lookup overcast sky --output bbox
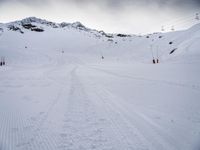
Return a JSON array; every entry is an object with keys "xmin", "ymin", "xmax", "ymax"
[{"xmin": 0, "ymin": 0, "xmax": 200, "ymax": 34}]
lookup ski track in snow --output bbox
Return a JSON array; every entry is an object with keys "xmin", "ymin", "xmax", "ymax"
[
  {"xmin": 76, "ymin": 66, "xmax": 180, "ymax": 150},
  {"xmin": 89, "ymin": 66, "xmax": 200, "ymax": 92},
  {"xmin": 0, "ymin": 57, "xmax": 200, "ymax": 150},
  {"xmin": 91, "ymin": 86, "xmax": 179, "ymax": 150},
  {"xmin": 57, "ymin": 67, "xmax": 115, "ymax": 150}
]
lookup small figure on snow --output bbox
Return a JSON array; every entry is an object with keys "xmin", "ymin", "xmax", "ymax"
[
  {"xmin": 2, "ymin": 57, "xmax": 5, "ymax": 65},
  {"xmin": 153, "ymin": 59, "xmax": 156, "ymax": 64}
]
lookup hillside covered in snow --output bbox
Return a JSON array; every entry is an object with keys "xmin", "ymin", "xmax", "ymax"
[
  {"xmin": 0, "ymin": 17, "xmax": 200, "ymax": 150},
  {"xmin": 1, "ymin": 17, "xmax": 200, "ymax": 65}
]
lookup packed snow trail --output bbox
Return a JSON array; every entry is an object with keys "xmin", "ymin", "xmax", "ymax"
[
  {"xmin": 1, "ymin": 54, "xmax": 200, "ymax": 150},
  {"xmin": 76, "ymin": 64, "xmax": 200, "ymax": 150}
]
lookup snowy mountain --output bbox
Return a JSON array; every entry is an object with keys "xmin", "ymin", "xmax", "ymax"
[
  {"xmin": 1, "ymin": 17, "xmax": 200, "ymax": 65},
  {"xmin": 0, "ymin": 17, "xmax": 200, "ymax": 150},
  {"xmin": 0, "ymin": 17, "xmax": 111, "ymax": 37}
]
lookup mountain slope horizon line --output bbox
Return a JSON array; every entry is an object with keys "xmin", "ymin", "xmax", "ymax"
[
  {"xmin": 1, "ymin": 17, "xmax": 132, "ymax": 36},
  {"xmin": 0, "ymin": 16, "xmax": 137, "ymax": 38},
  {"xmin": 1, "ymin": 16, "xmax": 200, "ymax": 36}
]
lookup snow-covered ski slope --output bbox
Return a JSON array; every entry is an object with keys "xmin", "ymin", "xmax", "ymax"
[{"xmin": 0, "ymin": 17, "xmax": 200, "ymax": 150}]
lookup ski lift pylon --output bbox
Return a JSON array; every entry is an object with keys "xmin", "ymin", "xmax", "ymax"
[
  {"xmin": 195, "ymin": 13, "xmax": 199, "ymax": 20},
  {"xmin": 171, "ymin": 26, "xmax": 175, "ymax": 31},
  {"xmin": 161, "ymin": 26, "xmax": 165, "ymax": 32}
]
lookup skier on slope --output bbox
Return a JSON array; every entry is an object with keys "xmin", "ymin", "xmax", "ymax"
[{"xmin": 153, "ymin": 59, "xmax": 156, "ymax": 64}]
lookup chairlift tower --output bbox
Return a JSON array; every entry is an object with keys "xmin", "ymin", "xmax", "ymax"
[
  {"xmin": 195, "ymin": 13, "xmax": 199, "ymax": 20},
  {"xmin": 171, "ymin": 26, "xmax": 175, "ymax": 31},
  {"xmin": 161, "ymin": 26, "xmax": 165, "ymax": 32}
]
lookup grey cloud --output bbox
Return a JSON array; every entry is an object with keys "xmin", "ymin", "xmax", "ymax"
[
  {"xmin": 0, "ymin": 0, "xmax": 199, "ymax": 14},
  {"xmin": 63, "ymin": 0, "xmax": 200, "ymax": 8},
  {"xmin": 0, "ymin": 0, "xmax": 49, "ymax": 5},
  {"xmin": 0, "ymin": 0, "xmax": 199, "ymax": 33},
  {"xmin": 1, "ymin": 0, "xmax": 200, "ymax": 7}
]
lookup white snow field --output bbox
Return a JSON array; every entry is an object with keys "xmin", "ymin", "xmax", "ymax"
[{"xmin": 0, "ymin": 17, "xmax": 200, "ymax": 150}]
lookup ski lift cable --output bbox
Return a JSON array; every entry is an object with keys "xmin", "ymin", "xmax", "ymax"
[
  {"xmin": 171, "ymin": 17, "xmax": 197, "ymax": 26},
  {"xmin": 162, "ymin": 17, "xmax": 195, "ymax": 31},
  {"xmin": 161, "ymin": 12, "xmax": 199, "ymax": 27},
  {"xmin": 159, "ymin": 12, "xmax": 200, "ymax": 32},
  {"xmin": 161, "ymin": 16, "xmax": 193, "ymax": 30},
  {"xmin": 151, "ymin": 10, "xmax": 200, "ymax": 32},
  {"xmin": 161, "ymin": 18, "xmax": 197, "ymax": 32}
]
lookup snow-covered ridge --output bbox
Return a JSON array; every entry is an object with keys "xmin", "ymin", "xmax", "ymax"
[
  {"xmin": 0, "ymin": 17, "xmax": 133, "ymax": 38},
  {"xmin": 0, "ymin": 17, "xmax": 94, "ymax": 34},
  {"xmin": 5, "ymin": 17, "xmax": 86, "ymax": 29},
  {"xmin": 1, "ymin": 17, "xmax": 90, "ymax": 33},
  {"xmin": 1, "ymin": 16, "xmax": 200, "ymax": 64}
]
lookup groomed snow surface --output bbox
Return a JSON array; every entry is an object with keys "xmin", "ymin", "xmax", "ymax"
[{"xmin": 0, "ymin": 19, "xmax": 200, "ymax": 150}]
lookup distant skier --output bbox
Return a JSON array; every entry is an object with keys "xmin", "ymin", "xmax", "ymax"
[
  {"xmin": 1, "ymin": 57, "xmax": 5, "ymax": 66},
  {"xmin": 0, "ymin": 57, "xmax": 2, "ymax": 66},
  {"xmin": 102, "ymin": 56, "xmax": 104, "ymax": 59},
  {"xmin": 157, "ymin": 59, "xmax": 159, "ymax": 64},
  {"xmin": 2, "ymin": 58, "xmax": 5, "ymax": 65},
  {"xmin": 153, "ymin": 59, "xmax": 156, "ymax": 64}
]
